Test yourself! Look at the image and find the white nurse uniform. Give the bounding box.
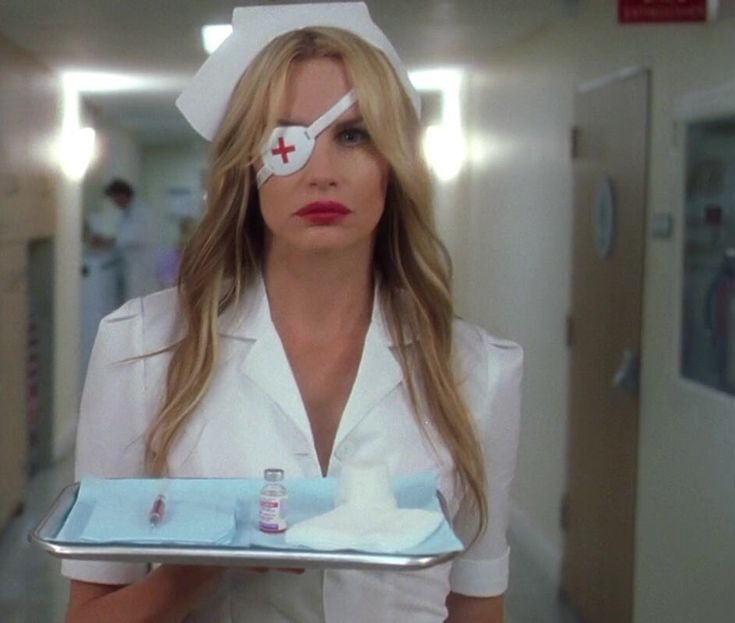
[61,277,522,622]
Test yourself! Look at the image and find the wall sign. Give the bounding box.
[618,0,709,23]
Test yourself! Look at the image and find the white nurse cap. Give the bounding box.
[176,2,421,141]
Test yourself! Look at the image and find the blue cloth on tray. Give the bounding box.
[52,472,463,556]
[56,478,240,545]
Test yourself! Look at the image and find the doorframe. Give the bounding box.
[673,80,735,407]
[576,65,647,95]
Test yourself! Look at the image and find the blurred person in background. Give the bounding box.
[87,178,151,298]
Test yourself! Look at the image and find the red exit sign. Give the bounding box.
[619,0,710,23]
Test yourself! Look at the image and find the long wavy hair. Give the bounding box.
[145,27,488,537]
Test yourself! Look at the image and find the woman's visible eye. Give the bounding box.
[338,127,371,146]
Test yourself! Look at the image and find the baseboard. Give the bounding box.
[509,503,563,589]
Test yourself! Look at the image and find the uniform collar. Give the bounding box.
[217,274,397,347]
[218,274,406,462]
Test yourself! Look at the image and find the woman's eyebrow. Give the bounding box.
[275,114,365,128]
[334,114,365,129]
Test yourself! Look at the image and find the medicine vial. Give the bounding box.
[259,468,288,533]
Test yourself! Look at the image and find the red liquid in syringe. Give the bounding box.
[149,494,166,527]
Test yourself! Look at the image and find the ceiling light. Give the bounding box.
[409,69,466,182]
[60,127,96,182]
[61,71,175,94]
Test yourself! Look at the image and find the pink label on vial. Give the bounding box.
[259,495,287,533]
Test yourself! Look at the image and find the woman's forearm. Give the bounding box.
[66,565,224,623]
[445,591,504,623]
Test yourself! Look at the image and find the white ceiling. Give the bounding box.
[0,0,572,144]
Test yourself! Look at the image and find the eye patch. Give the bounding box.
[256,89,358,188]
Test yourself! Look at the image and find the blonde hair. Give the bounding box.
[145,27,488,537]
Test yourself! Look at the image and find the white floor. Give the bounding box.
[0,455,581,622]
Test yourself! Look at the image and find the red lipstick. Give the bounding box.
[295,201,351,224]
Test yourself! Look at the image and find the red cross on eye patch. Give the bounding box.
[271,137,297,163]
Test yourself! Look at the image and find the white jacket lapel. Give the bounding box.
[219,277,313,443]
[240,324,312,442]
[332,295,404,449]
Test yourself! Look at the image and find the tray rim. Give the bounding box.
[29,481,461,571]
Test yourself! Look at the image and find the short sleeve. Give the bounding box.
[60,297,150,585]
[449,330,523,597]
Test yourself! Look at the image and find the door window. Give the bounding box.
[681,117,735,396]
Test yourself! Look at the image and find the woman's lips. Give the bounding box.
[295,201,351,224]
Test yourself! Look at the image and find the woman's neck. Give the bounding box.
[263,246,374,342]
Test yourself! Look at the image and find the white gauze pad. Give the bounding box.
[335,461,397,509]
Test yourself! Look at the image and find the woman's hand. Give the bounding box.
[66,564,306,623]
[66,565,225,623]
[445,592,504,623]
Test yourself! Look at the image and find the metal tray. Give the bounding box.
[29,483,459,571]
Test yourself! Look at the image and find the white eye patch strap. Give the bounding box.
[305,90,357,139]
[256,158,276,188]
[256,89,358,188]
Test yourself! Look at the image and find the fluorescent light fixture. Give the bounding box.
[59,77,96,181]
[60,127,97,181]
[422,124,465,182]
[61,70,179,94]
[409,69,466,182]
[409,68,462,93]
[202,24,233,54]
[59,120,97,182]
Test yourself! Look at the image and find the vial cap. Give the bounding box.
[264,468,285,482]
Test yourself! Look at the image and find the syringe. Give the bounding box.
[149,494,167,528]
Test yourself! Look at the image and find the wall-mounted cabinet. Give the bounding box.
[0,35,61,529]
[0,172,55,242]
[0,37,58,243]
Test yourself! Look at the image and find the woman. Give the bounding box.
[63,4,522,623]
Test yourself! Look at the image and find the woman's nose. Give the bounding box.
[304,135,338,188]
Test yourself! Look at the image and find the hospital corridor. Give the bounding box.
[1,2,734,622]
